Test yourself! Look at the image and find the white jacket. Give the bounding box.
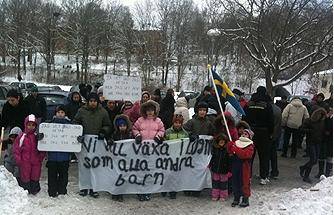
[174,97,190,124]
[282,98,309,129]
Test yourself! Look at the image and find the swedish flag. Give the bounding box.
[211,67,245,115]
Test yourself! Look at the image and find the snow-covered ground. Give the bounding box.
[0,157,332,215]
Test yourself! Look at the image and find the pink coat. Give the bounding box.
[124,101,141,123]
[13,115,45,182]
[132,117,165,140]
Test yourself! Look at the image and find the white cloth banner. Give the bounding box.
[77,135,213,194]
[103,74,141,102]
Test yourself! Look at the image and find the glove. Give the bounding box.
[189,134,198,142]
[36,133,44,141]
[98,132,105,140]
[107,139,114,145]
[154,136,163,145]
[135,135,142,144]
[77,135,84,143]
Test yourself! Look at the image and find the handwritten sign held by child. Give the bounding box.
[38,123,83,152]
[103,74,142,102]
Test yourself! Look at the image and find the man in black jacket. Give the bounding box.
[24,86,47,123]
[244,86,274,185]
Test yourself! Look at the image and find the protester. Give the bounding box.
[111,114,133,202]
[74,92,112,198]
[125,91,150,123]
[132,100,165,201]
[13,114,45,194]
[228,129,254,207]
[159,88,175,129]
[1,127,22,181]
[65,92,84,120]
[275,95,288,112]
[210,134,230,202]
[244,86,274,185]
[174,97,190,124]
[105,100,122,134]
[299,108,327,183]
[42,105,72,197]
[24,86,47,123]
[311,93,327,113]
[152,88,162,104]
[183,102,214,196]
[232,89,248,109]
[163,114,188,199]
[281,97,309,158]
[1,89,29,130]
[236,121,250,137]
[214,112,239,141]
[194,86,220,114]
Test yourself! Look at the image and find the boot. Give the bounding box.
[315,160,325,178]
[89,189,99,198]
[30,181,41,195]
[231,196,240,207]
[299,166,306,178]
[79,189,88,196]
[239,197,249,207]
[303,167,312,183]
[325,162,333,177]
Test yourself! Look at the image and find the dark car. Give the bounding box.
[0,85,9,113]
[38,91,69,120]
[9,82,38,97]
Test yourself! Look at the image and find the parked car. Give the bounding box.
[0,85,9,113]
[37,85,63,92]
[9,82,37,97]
[38,91,69,121]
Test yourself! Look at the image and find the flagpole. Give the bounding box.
[208,65,232,141]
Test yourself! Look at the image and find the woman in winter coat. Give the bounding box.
[13,114,45,194]
[65,91,84,120]
[125,91,151,123]
[159,88,175,129]
[299,108,327,183]
[281,97,309,158]
[174,97,190,124]
[132,100,165,201]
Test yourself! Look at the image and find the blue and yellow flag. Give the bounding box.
[210,66,245,115]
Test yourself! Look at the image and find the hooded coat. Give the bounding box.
[65,92,84,120]
[1,98,29,130]
[113,114,133,140]
[282,98,309,129]
[174,97,190,124]
[132,100,165,140]
[13,115,45,182]
[302,108,327,145]
[159,92,175,129]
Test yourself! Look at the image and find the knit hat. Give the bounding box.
[173,114,184,124]
[115,118,127,127]
[243,129,254,139]
[7,89,20,98]
[56,105,67,115]
[142,91,150,98]
[87,92,99,101]
[195,102,209,113]
[9,127,22,137]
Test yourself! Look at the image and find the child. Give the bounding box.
[133,100,165,201]
[43,105,72,197]
[183,102,215,196]
[210,134,230,202]
[163,114,189,199]
[299,108,327,183]
[2,127,22,181]
[228,129,255,207]
[13,114,45,194]
[236,121,250,137]
[112,114,133,202]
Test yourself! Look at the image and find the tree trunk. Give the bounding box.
[17,49,21,80]
[113,59,116,74]
[28,48,32,65]
[33,51,37,74]
[164,61,169,87]
[126,56,131,76]
[176,64,181,91]
[23,48,26,75]
[104,52,108,74]
[265,70,273,96]
[76,55,80,81]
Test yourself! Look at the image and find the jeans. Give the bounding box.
[283,127,301,157]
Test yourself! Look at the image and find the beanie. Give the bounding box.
[7,89,20,98]
[195,102,209,113]
[9,127,22,136]
[256,86,267,95]
[173,114,184,124]
[87,92,99,101]
[115,118,127,127]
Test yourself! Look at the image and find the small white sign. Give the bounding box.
[38,123,83,152]
[103,74,142,101]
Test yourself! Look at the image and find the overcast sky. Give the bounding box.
[109,0,205,10]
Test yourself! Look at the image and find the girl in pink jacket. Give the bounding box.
[13,114,45,194]
[132,100,165,201]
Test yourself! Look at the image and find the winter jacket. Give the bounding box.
[159,93,175,129]
[124,100,141,123]
[65,92,84,120]
[272,103,282,140]
[275,100,288,113]
[113,114,133,141]
[47,117,72,162]
[302,108,327,145]
[210,145,229,174]
[132,117,165,140]
[282,98,309,129]
[174,97,190,124]
[1,100,29,130]
[165,127,188,140]
[228,137,254,198]
[183,115,215,136]
[195,93,220,113]
[24,94,47,122]
[105,103,123,134]
[74,104,112,136]
[244,93,274,134]
[214,114,239,141]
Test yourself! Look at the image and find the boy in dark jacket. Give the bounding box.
[111,114,133,202]
[45,105,72,197]
[210,134,230,202]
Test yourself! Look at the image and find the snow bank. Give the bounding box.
[0,166,29,215]
[251,177,333,215]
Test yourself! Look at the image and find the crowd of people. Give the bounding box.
[0,83,332,208]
